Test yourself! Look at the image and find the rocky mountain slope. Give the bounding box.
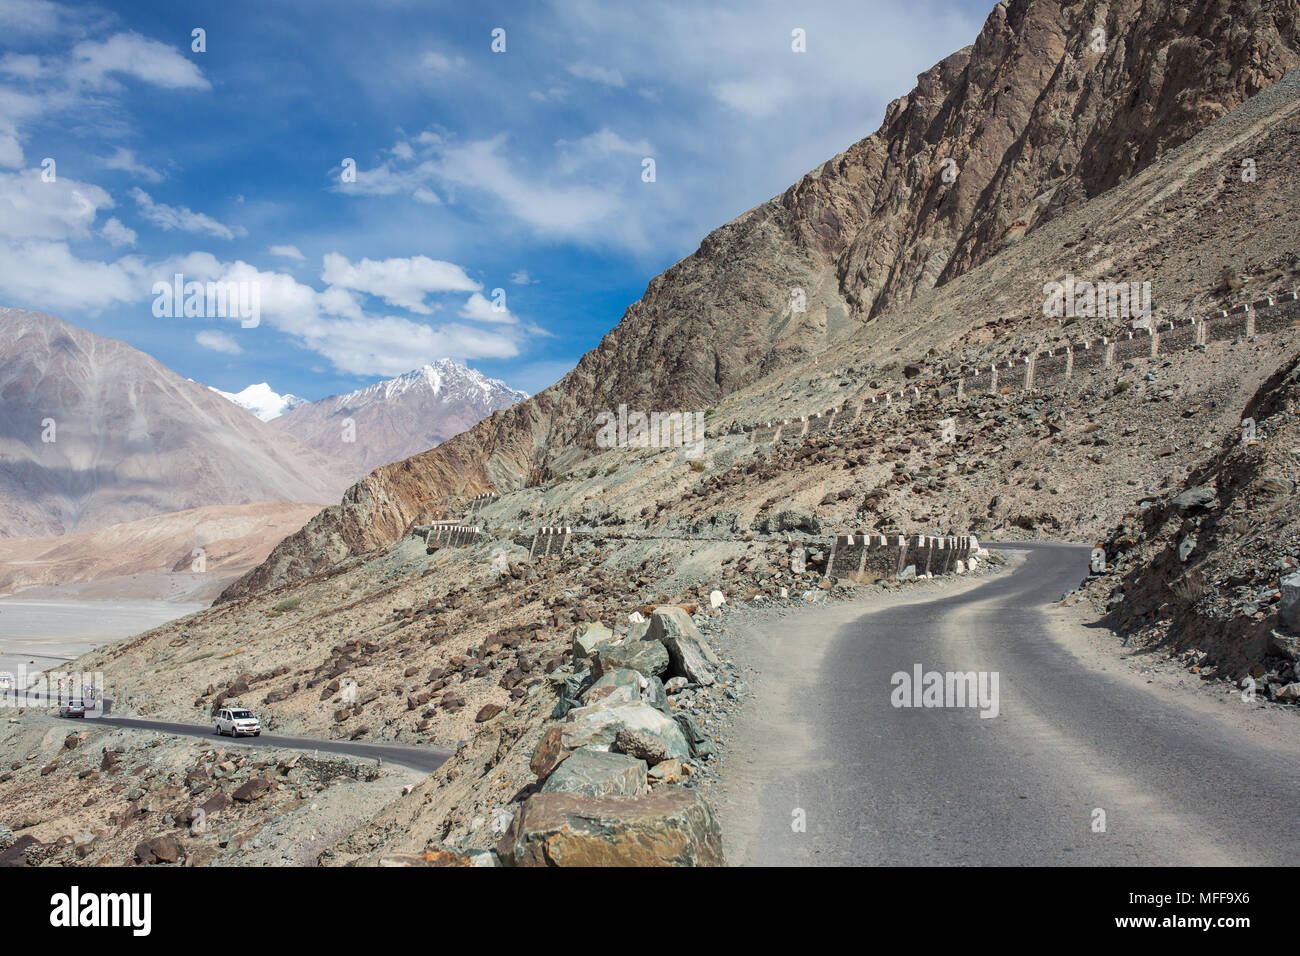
[0,310,354,538]
[270,360,527,481]
[1080,350,1300,696]
[23,0,1300,866]
[224,0,1300,601]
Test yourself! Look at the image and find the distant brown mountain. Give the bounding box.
[269,360,528,480]
[0,309,353,538]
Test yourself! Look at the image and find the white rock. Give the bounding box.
[710,589,725,609]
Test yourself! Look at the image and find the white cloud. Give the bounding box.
[130,187,244,239]
[196,329,242,354]
[336,128,645,244]
[332,157,438,199]
[69,33,210,91]
[0,0,61,36]
[269,244,305,261]
[433,136,623,236]
[0,133,21,169]
[210,261,521,375]
[555,127,652,173]
[528,87,567,103]
[0,239,536,378]
[710,75,793,118]
[567,63,625,88]
[0,54,44,80]
[421,51,466,73]
[510,270,534,285]
[320,253,481,314]
[102,146,163,182]
[101,216,136,247]
[458,291,516,325]
[310,316,521,375]
[0,168,112,240]
[0,239,146,312]
[317,284,363,320]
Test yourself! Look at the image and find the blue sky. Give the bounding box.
[0,0,987,399]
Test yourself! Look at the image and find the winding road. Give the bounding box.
[720,542,1300,865]
[88,716,453,774]
[21,692,451,773]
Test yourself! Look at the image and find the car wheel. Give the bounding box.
[254,731,260,737]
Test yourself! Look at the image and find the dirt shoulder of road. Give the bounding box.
[1043,596,1300,756]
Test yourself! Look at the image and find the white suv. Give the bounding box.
[214,707,261,737]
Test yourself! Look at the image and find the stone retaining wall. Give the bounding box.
[826,533,977,580]
[529,526,574,558]
[751,293,1299,441]
[426,525,485,548]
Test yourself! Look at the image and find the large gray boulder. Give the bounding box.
[1270,629,1300,661]
[561,701,691,761]
[583,667,642,707]
[496,790,724,867]
[641,676,671,714]
[762,509,821,533]
[614,727,674,765]
[647,607,718,686]
[540,748,648,798]
[594,640,669,678]
[572,623,616,657]
[1281,573,1300,633]
[1173,485,1217,511]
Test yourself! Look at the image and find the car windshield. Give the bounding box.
[231,710,253,719]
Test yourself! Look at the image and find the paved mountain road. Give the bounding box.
[22,695,451,773]
[88,716,453,774]
[718,542,1300,865]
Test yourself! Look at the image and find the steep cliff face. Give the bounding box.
[220,0,1300,602]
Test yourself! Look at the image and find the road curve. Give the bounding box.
[88,716,453,774]
[23,693,451,774]
[724,541,1300,865]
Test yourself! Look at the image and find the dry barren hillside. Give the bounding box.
[54,12,1300,864]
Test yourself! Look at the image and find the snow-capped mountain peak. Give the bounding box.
[201,360,526,479]
[341,359,527,409]
[210,382,307,421]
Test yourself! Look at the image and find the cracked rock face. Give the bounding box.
[496,789,724,867]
